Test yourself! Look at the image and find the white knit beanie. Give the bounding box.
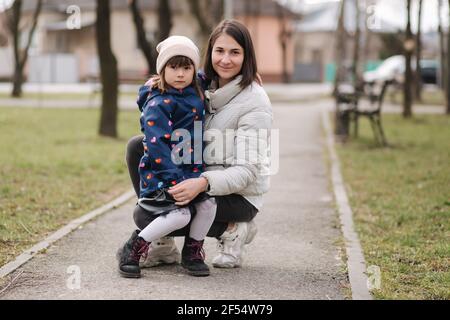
[156,35,200,74]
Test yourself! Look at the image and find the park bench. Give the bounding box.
[335,80,392,146]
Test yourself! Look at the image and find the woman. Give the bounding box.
[126,19,272,269]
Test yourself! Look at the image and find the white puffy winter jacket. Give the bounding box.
[200,75,273,210]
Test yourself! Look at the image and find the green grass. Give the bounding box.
[0,107,141,267]
[386,89,445,106]
[0,92,138,100]
[336,114,450,299]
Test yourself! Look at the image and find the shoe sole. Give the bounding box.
[181,263,210,277]
[119,270,141,278]
[186,270,210,277]
[140,259,180,268]
[212,256,242,268]
[212,263,241,268]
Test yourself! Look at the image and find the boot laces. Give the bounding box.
[187,241,205,261]
[130,238,149,262]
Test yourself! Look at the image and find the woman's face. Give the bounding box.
[211,33,244,87]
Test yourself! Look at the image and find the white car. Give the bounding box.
[363,55,406,83]
[363,55,439,85]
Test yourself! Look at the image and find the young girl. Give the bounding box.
[118,36,216,278]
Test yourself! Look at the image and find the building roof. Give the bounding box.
[294,0,399,33]
[21,0,187,13]
[22,0,298,18]
[234,0,298,18]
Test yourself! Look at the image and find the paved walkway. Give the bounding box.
[0,82,334,109]
[0,102,347,300]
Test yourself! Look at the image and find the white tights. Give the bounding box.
[138,198,216,242]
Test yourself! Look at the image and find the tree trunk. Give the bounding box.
[10,0,42,98]
[447,0,450,114]
[414,0,423,102]
[403,0,413,118]
[277,5,290,83]
[334,0,346,94]
[128,0,172,76]
[157,0,172,43]
[12,65,23,97]
[128,0,156,75]
[333,0,348,138]
[11,0,22,97]
[212,0,225,24]
[187,0,215,49]
[352,0,361,89]
[438,0,446,92]
[96,0,118,138]
[362,0,372,76]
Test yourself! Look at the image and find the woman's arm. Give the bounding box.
[169,108,272,203]
[201,109,272,195]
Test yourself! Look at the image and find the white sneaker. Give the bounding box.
[212,221,257,268]
[245,220,258,244]
[140,236,181,268]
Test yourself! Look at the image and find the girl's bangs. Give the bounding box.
[167,55,194,68]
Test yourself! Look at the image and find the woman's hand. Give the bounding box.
[168,177,208,206]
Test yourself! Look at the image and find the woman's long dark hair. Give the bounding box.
[204,19,260,89]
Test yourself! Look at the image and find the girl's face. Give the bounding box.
[164,63,195,90]
[211,33,244,87]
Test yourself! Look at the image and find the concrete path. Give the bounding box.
[280,98,446,115]
[0,96,139,109]
[0,82,332,95]
[1,96,445,115]
[0,83,333,110]
[0,102,348,300]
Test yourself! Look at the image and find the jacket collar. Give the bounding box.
[149,85,197,99]
[205,75,243,113]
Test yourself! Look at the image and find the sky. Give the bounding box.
[377,0,448,32]
[0,0,12,12]
[286,0,449,32]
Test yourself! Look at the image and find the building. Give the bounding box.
[290,0,400,83]
[0,0,297,83]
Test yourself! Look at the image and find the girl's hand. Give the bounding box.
[168,177,208,206]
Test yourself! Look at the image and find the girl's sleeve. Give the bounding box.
[141,97,184,186]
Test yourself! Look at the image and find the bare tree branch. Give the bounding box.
[187,0,223,48]
[128,0,172,75]
[10,0,42,97]
[128,0,156,75]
